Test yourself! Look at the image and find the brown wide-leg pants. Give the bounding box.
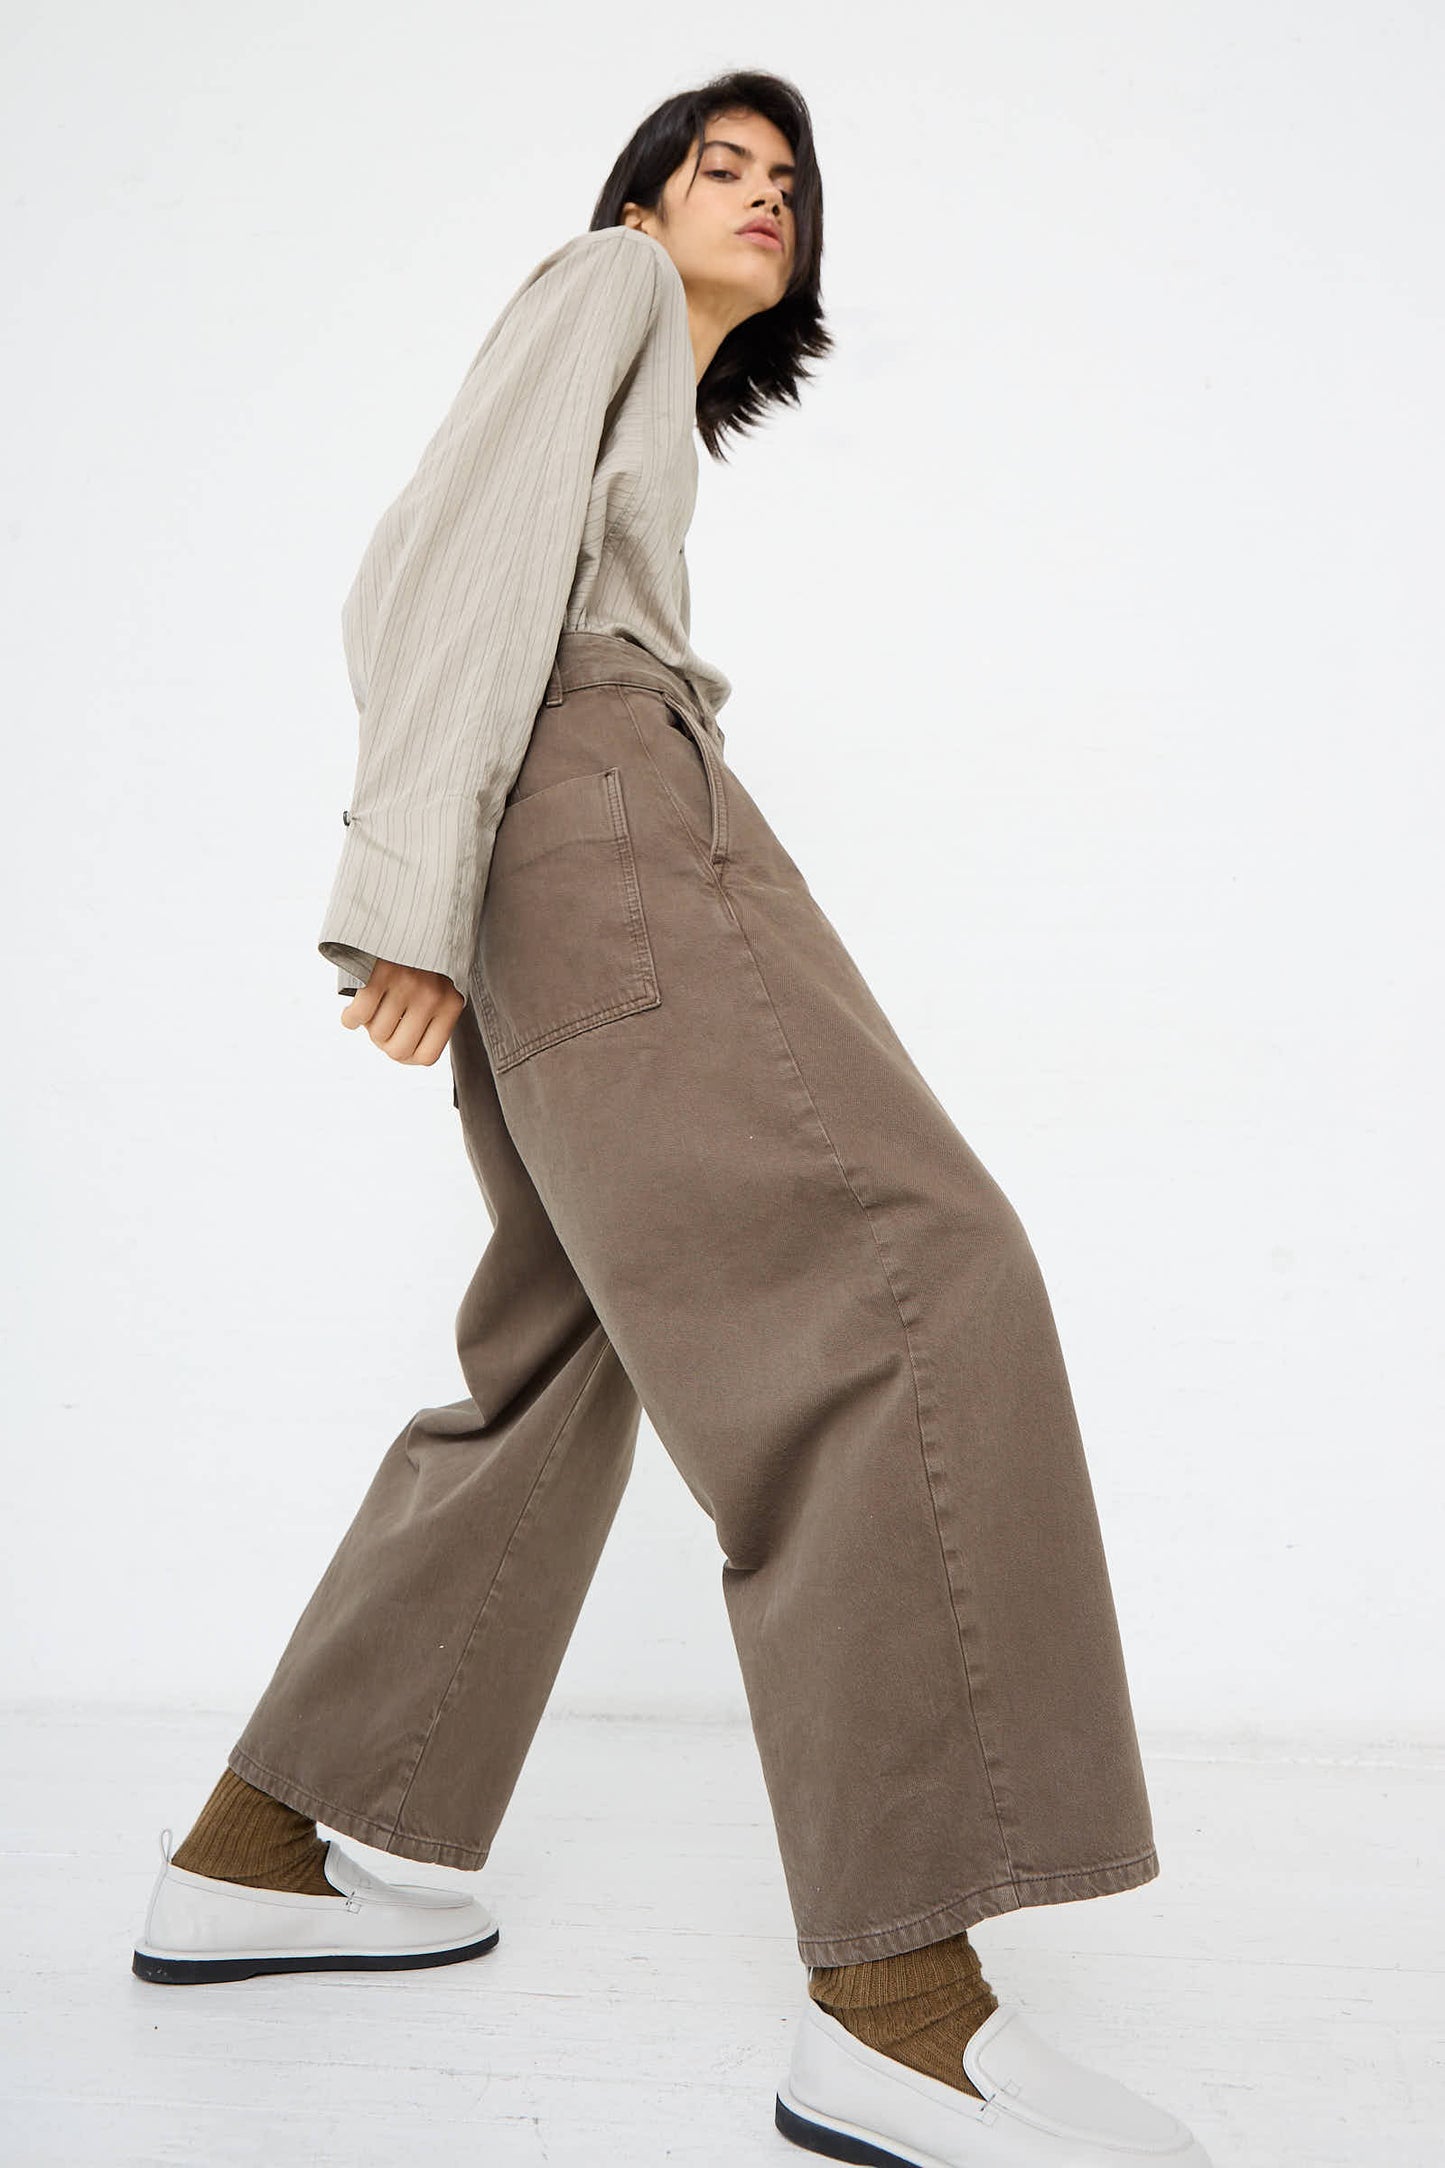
[228,629,1160,1965]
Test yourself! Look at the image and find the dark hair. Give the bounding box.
[589,69,832,462]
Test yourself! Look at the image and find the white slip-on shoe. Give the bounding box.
[131,1823,500,1985]
[775,1996,1213,2167]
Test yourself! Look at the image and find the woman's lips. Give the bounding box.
[740,227,783,250]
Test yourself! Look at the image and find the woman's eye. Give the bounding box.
[706,169,793,210]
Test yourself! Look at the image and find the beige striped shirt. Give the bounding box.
[318,223,732,999]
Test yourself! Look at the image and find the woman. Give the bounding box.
[132,69,1211,2168]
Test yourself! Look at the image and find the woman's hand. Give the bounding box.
[340,960,466,1066]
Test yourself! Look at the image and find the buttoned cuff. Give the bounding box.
[318,796,493,1003]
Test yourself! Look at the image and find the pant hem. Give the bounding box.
[225,1746,491,1872]
[793,1846,1163,1966]
[225,1741,1163,1950]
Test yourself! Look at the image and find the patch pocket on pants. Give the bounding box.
[476,766,660,1073]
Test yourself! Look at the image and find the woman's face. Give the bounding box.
[623,107,796,323]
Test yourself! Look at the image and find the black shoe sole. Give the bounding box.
[131,1923,499,1985]
[774,2092,919,2168]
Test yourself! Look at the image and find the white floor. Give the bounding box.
[0,1704,1440,2166]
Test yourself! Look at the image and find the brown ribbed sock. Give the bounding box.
[807,1927,1000,2100]
[169,1766,338,1896]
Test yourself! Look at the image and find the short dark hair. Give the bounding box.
[589,69,833,462]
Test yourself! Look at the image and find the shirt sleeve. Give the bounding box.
[317,225,663,1001]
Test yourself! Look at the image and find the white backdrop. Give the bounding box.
[2,2,1440,1752]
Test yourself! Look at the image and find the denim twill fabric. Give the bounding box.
[227,630,1160,1965]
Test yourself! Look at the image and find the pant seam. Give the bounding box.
[626,674,1017,1887]
[383,1335,614,1845]
[673,856,1015,1885]
[841,1198,1017,1886]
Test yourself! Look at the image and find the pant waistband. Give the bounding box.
[544,630,722,742]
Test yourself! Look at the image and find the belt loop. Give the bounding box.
[543,657,564,706]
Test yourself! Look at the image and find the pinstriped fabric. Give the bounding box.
[319,223,732,1000]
